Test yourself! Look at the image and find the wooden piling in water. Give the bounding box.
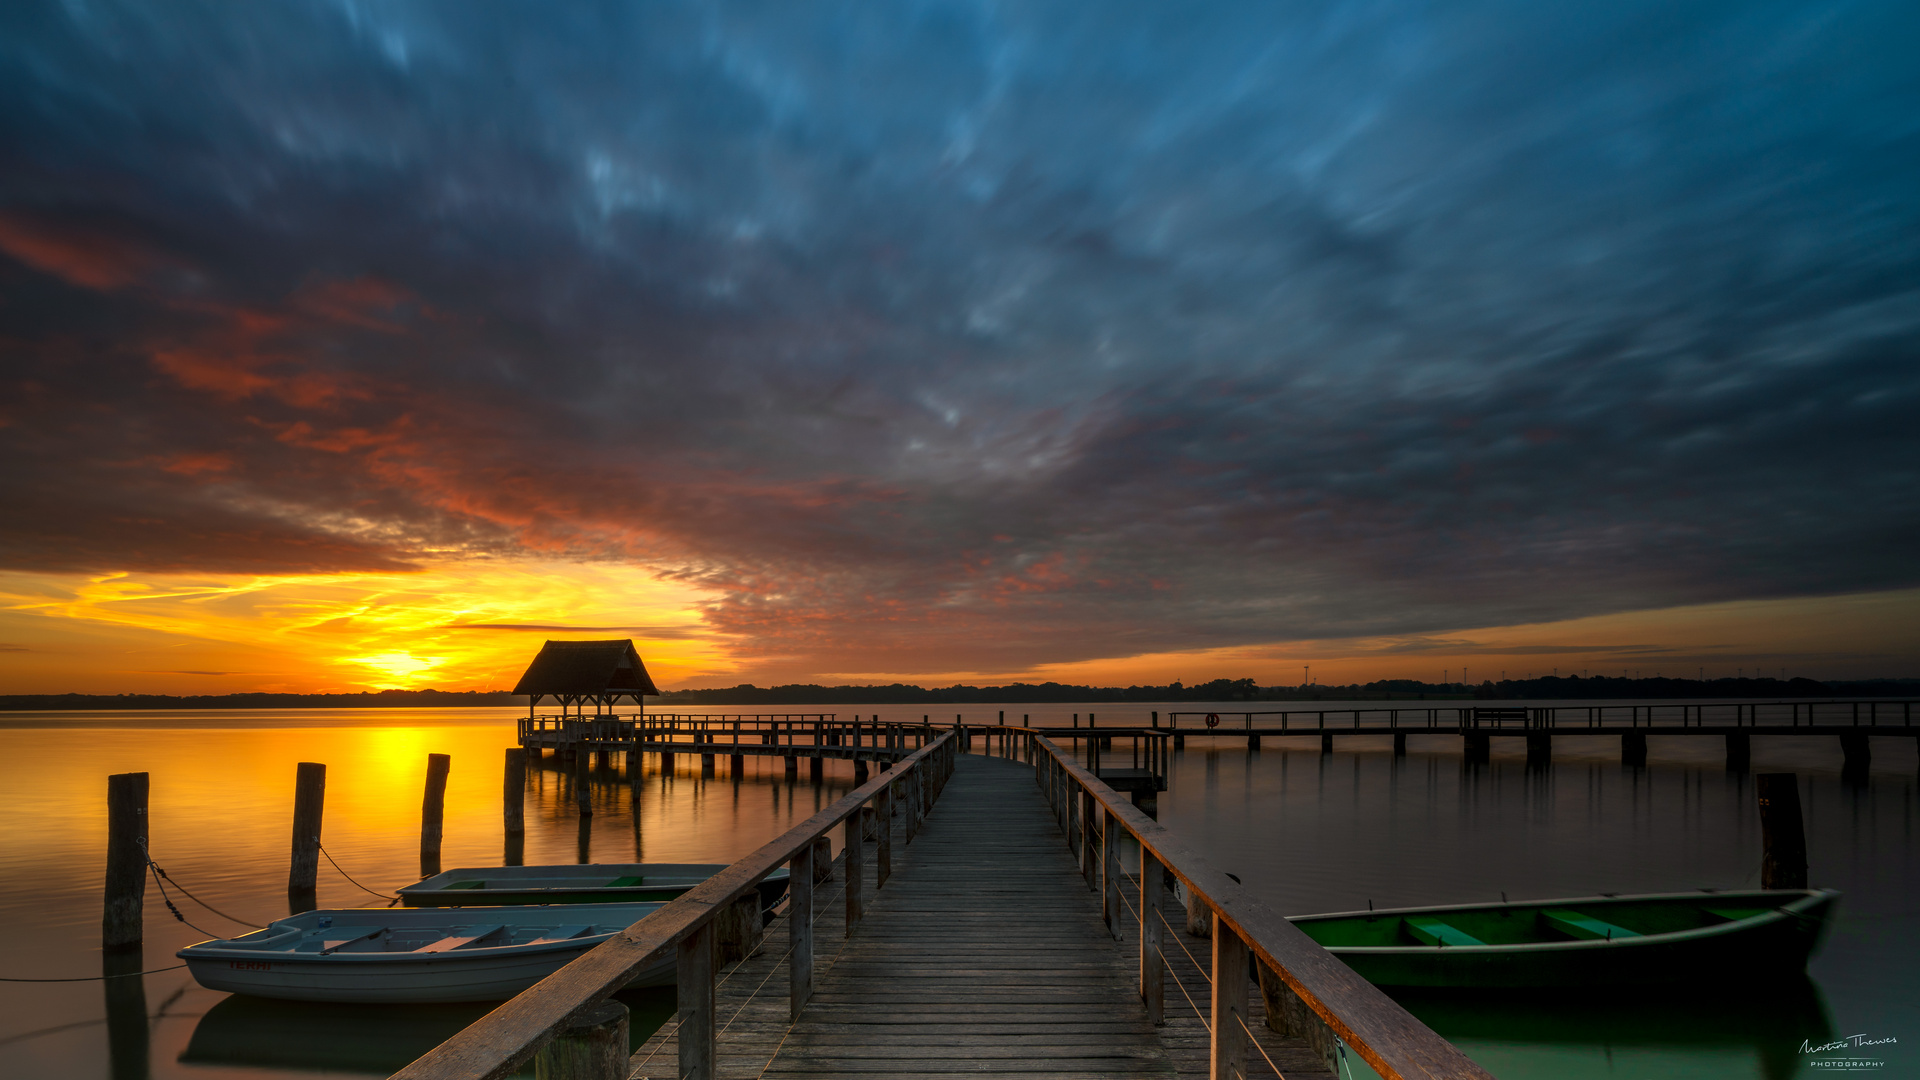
[1725,732,1750,771]
[1622,731,1648,766]
[421,753,450,878]
[288,762,325,909]
[503,749,526,836]
[1757,773,1808,889]
[574,747,592,816]
[1839,732,1870,774]
[103,771,149,951]
[1393,732,1407,756]
[533,1000,628,1080]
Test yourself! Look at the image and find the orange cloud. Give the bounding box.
[0,214,168,291]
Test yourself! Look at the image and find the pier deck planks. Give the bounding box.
[629,752,1328,1079]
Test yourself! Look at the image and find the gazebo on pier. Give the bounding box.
[511,639,660,717]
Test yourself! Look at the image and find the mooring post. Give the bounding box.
[845,804,865,935]
[1757,772,1808,889]
[1622,730,1648,766]
[534,999,629,1080]
[1725,732,1751,771]
[287,762,324,909]
[1393,732,1407,756]
[1210,914,1250,1080]
[677,922,715,1080]
[503,748,526,836]
[790,839,815,1021]
[421,753,450,878]
[104,771,149,951]
[1140,853,1165,1025]
[1839,732,1871,775]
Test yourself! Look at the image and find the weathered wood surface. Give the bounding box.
[631,753,1329,1079]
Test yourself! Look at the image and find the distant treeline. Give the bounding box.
[656,675,1919,705]
[3,676,1913,711]
[0,689,521,711]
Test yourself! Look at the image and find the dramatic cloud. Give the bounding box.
[2,0,1916,685]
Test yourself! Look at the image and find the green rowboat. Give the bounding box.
[1289,888,1839,987]
[399,863,791,910]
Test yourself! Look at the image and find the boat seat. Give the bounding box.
[526,925,595,945]
[1542,909,1641,941]
[297,927,385,954]
[1403,916,1484,947]
[413,925,507,953]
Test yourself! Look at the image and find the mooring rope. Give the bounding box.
[316,841,401,904]
[137,838,265,927]
[0,964,188,983]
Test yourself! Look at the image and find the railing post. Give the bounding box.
[906,767,923,842]
[676,923,715,1080]
[790,839,815,1021]
[1065,775,1080,858]
[1141,853,1164,1025]
[1102,808,1121,939]
[1080,788,1096,888]
[877,781,894,887]
[845,805,865,935]
[535,1000,629,1080]
[1210,913,1249,1080]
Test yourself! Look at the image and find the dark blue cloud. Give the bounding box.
[1,0,1916,673]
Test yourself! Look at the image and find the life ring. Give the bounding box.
[1205,712,1220,729]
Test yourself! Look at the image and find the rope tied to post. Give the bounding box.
[136,836,265,932]
[316,839,402,904]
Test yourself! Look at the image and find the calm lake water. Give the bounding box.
[0,703,1913,1079]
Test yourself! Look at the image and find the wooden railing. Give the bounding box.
[1018,729,1494,1080]
[517,713,936,752]
[1163,698,1918,732]
[393,730,958,1080]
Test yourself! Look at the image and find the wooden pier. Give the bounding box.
[396,727,1492,1080]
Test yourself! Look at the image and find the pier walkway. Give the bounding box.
[397,729,1490,1080]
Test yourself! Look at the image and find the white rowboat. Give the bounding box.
[177,902,667,1003]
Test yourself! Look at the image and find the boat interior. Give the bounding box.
[1293,893,1804,948]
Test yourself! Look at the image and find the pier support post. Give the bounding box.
[853,758,868,784]
[676,924,714,1080]
[1258,962,1341,1075]
[1839,732,1870,776]
[421,753,451,877]
[535,1000,628,1080]
[789,840,814,1021]
[1140,854,1165,1025]
[573,747,592,817]
[661,751,674,772]
[1173,732,1185,750]
[1622,731,1647,766]
[1725,732,1751,771]
[287,762,324,911]
[1463,732,1490,763]
[1757,773,1808,889]
[503,749,526,836]
[715,894,762,964]
[784,756,799,780]
[1102,809,1121,939]
[1320,732,1333,754]
[1526,732,1551,767]
[701,753,715,777]
[1247,732,1260,751]
[1210,916,1249,1080]
[845,805,865,935]
[104,772,149,951]
[809,755,823,782]
[731,753,744,775]
[1393,732,1406,756]
[877,781,894,887]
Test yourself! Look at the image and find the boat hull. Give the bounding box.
[178,903,671,1004]
[1293,889,1838,988]
[399,863,791,911]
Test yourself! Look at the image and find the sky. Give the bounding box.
[1,0,1917,694]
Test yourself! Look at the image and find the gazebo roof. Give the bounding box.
[511,639,660,699]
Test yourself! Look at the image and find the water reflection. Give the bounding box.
[103,951,148,1080]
